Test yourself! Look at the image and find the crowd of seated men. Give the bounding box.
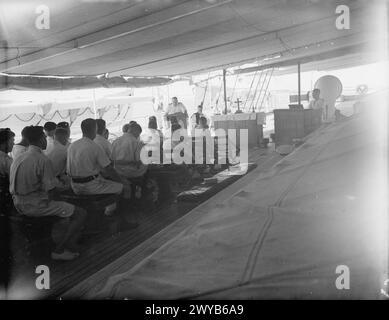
[0,106,217,261]
[1,126,87,261]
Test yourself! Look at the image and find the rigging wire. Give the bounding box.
[253,69,271,112]
[215,75,224,110]
[243,71,258,111]
[257,68,274,112]
[200,72,211,106]
[248,69,264,112]
[229,73,240,108]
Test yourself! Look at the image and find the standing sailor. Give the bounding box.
[308,88,325,119]
[165,97,189,129]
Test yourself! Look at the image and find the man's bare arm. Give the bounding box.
[101,163,124,183]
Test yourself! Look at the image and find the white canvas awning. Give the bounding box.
[0,0,386,79]
[0,73,173,91]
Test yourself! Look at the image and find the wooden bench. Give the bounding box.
[10,214,59,258]
[54,190,119,234]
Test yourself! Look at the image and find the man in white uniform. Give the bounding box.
[11,126,29,159]
[94,119,112,160]
[165,97,189,129]
[43,121,57,154]
[308,88,325,115]
[193,116,213,166]
[46,128,69,186]
[67,118,123,195]
[113,123,160,208]
[190,105,206,132]
[112,122,148,179]
[9,126,87,261]
[57,121,71,146]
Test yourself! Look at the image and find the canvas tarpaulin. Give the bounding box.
[0,74,172,91]
[87,115,386,299]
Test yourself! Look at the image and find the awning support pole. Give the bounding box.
[298,62,301,106]
[92,88,97,119]
[223,69,227,114]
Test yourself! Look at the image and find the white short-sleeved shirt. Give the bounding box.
[112,133,142,163]
[141,128,162,145]
[46,136,55,153]
[67,137,111,178]
[9,145,58,200]
[46,140,68,177]
[112,133,147,177]
[308,98,325,110]
[0,150,12,177]
[11,144,27,160]
[94,134,112,160]
[166,102,187,115]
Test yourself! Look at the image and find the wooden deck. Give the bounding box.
[7,145,282,299]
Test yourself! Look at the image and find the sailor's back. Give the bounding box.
[67,137,110,178]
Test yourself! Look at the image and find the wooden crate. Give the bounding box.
[274,109,305,145]
[274,109,322,146]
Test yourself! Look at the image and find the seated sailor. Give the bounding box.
[192,116,213,166]
[141,116,163,143]
[162,123,193,170]
[11,126,29,159]
[94,119,112,160]
[67,118,123,195]
[122,123,130,134]
[0,128,15,214]
[112,122,148,179]
[46,128,70,187]
[9,126,87,261]
[113,122,160,205]
[57,121,71,146]
[162,123,182,163]
[161,123,192,186]
[145,117,164,164]
[103,128,109,140]
[43,121,57,154]
[0,128,14,179]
